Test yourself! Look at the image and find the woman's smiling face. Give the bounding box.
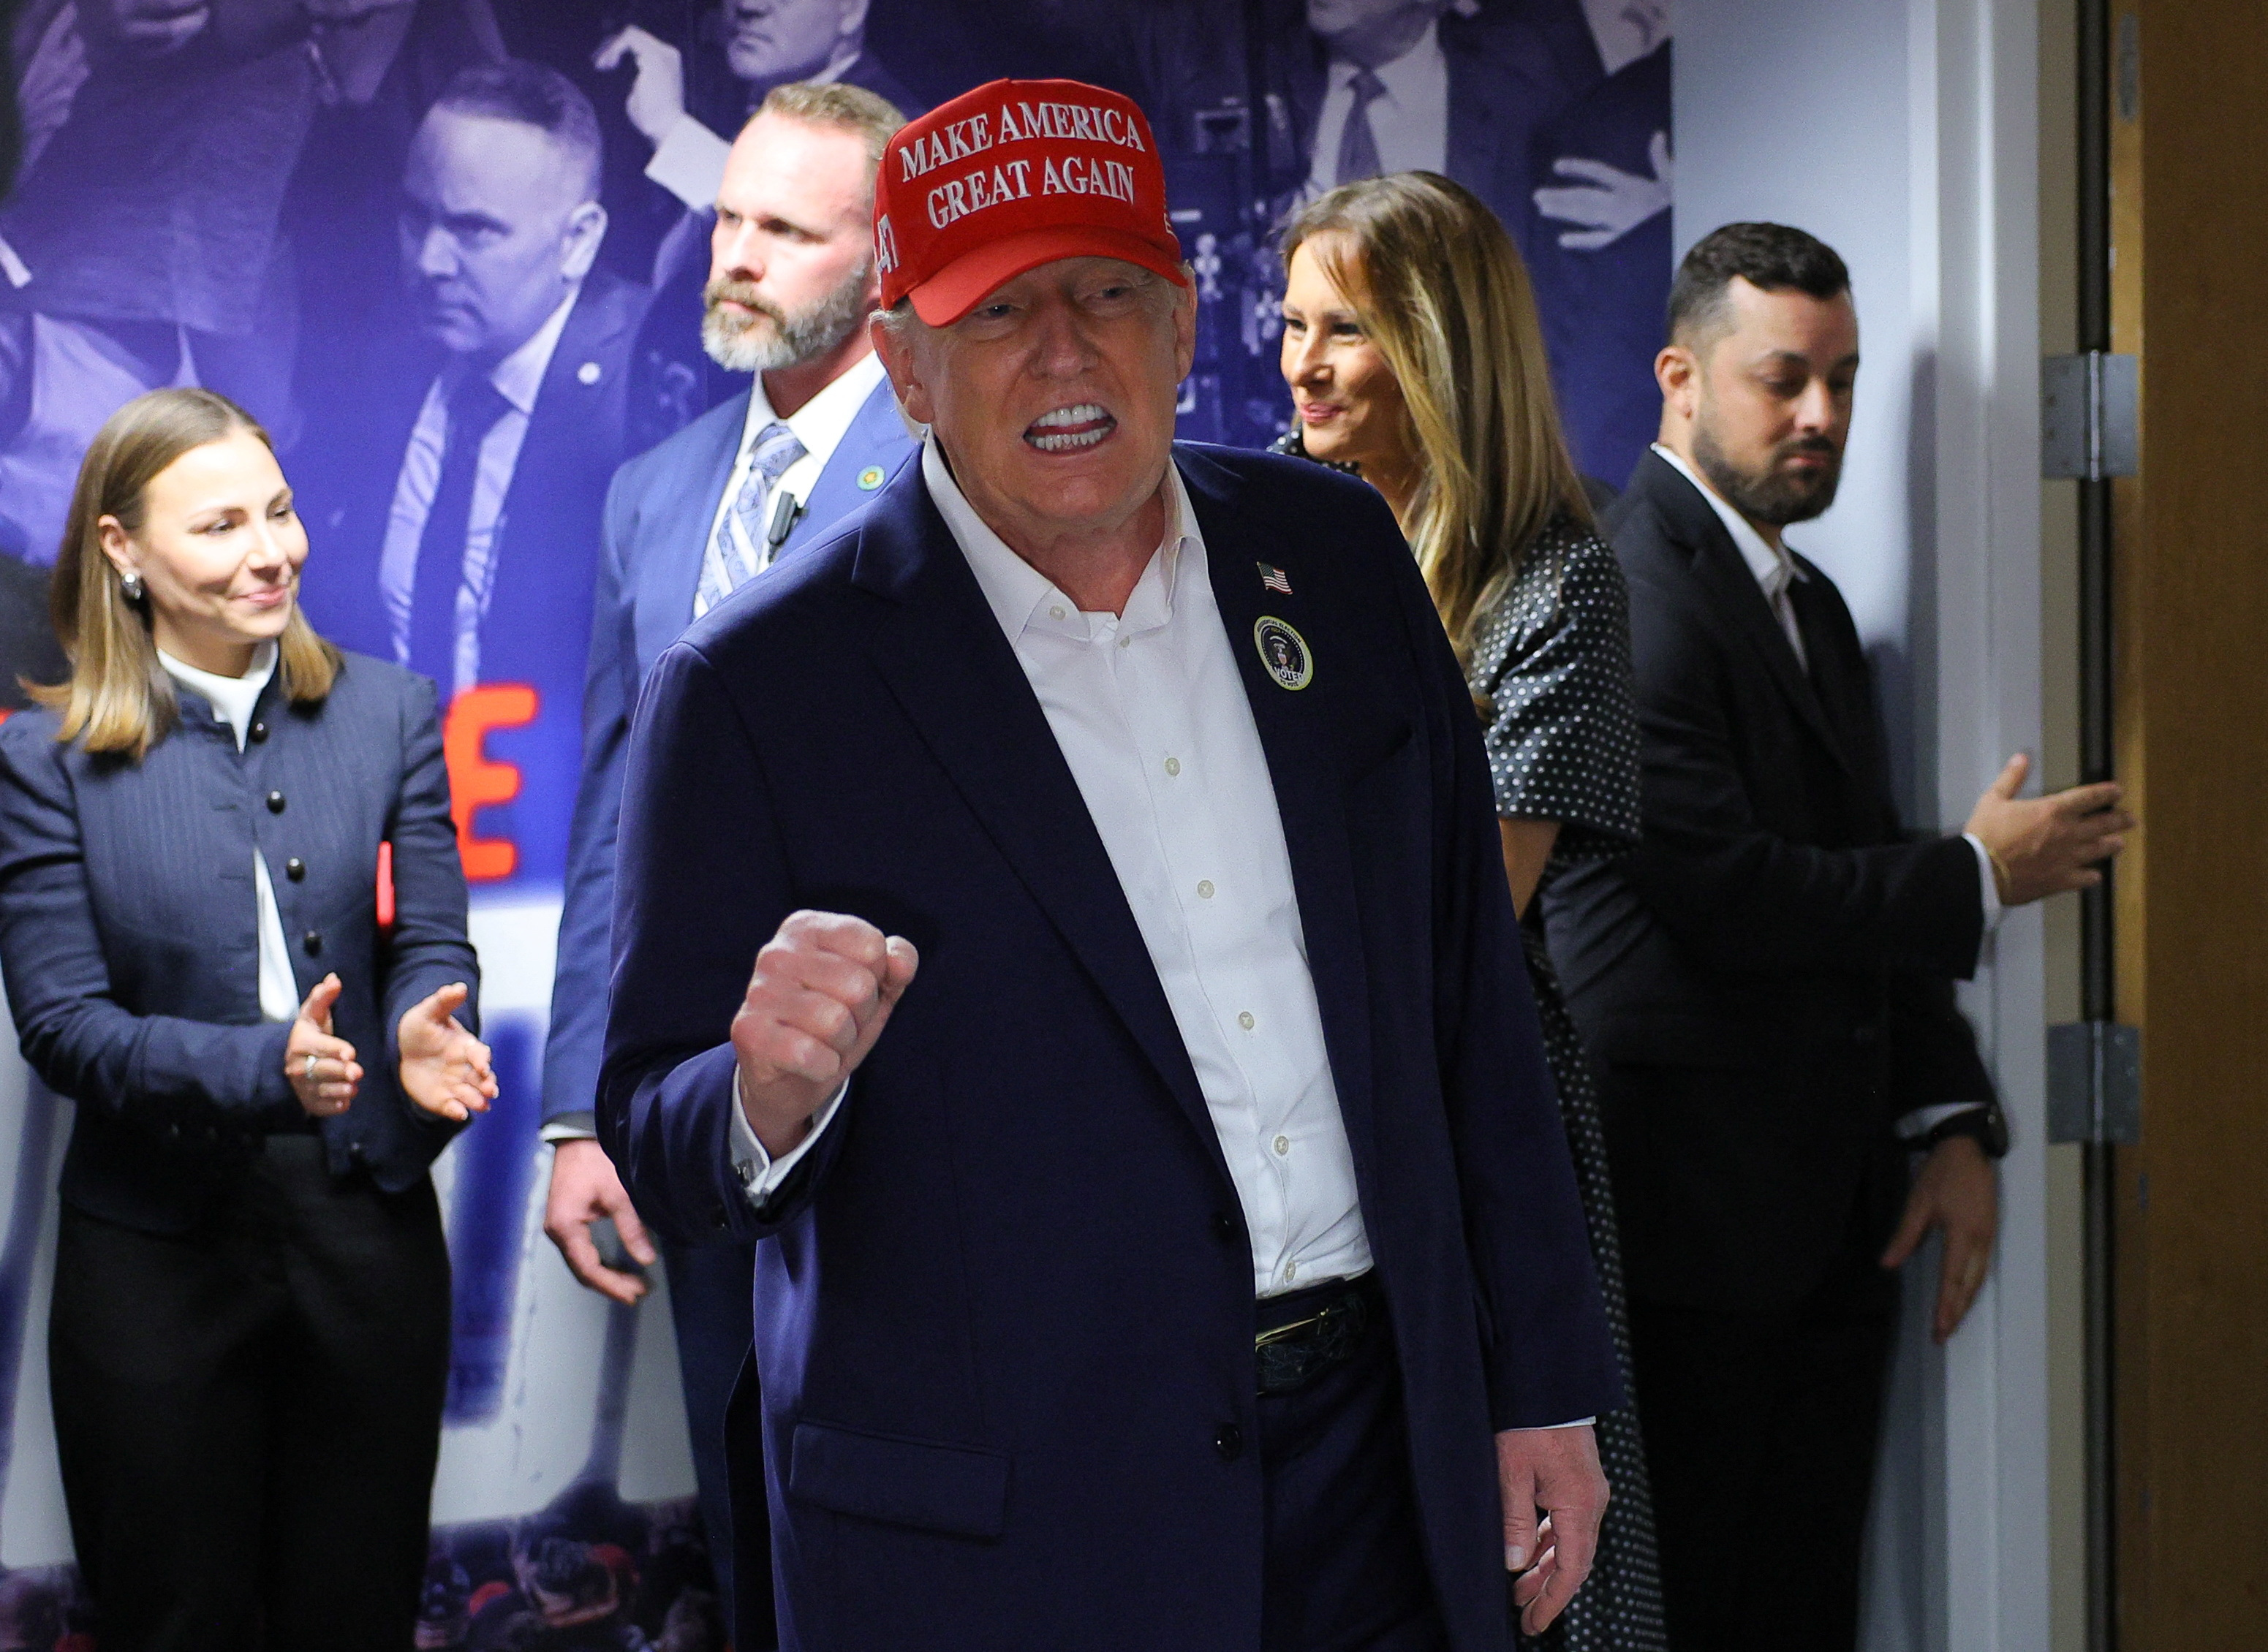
[1279,233,1412,480]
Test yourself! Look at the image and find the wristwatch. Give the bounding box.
[1916,1101,2011,1160]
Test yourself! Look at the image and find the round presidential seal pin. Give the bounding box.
[1253,616,1313,691]
[858,465,886,490]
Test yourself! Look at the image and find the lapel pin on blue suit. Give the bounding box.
[1258,563,1293,595]
[1254,617,1313,691]
[576,361,602,385]
[858,465,886,490]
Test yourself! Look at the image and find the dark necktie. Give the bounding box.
[407,374,514,694]
[1336,67,1386,185]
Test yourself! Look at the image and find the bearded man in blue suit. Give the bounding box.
[539,78,914,1642]
[600,77,1620,1652]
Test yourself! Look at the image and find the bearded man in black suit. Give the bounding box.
[1545,221,2133,1651]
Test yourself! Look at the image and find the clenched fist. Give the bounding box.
[733,911,918,1158]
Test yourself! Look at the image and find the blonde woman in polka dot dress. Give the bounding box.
[1274,173,1666,1652]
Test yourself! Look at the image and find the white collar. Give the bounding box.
[1330,20,1445,102]
[921,435,1197,643]
[744,349,889,466]
[160,640,278,749]
[485,285,583,417]
[1652,442,1803,596]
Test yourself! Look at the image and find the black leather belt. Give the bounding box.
[1253,1271,1382,1396]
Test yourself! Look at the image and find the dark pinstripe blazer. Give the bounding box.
[0,651,480,1235]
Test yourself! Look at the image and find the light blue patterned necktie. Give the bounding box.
[696,420,807,617]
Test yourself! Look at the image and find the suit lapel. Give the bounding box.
[1179,451,1380,1191]
[637,388,748,670]
[785,379,916,557]
[850,472,1228,1185]
[497,273,637,545]
[1638,452,1854,773]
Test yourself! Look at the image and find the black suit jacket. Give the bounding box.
[1543,451,1995,1312]
[298,269,654,890]
[0,653,477,1235]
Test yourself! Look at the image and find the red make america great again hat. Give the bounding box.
[874,77,1187,327]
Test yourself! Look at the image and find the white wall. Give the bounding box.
[1674,2,2052,1647]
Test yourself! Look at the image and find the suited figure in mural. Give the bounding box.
[539,78,914,1644]
[297,56,651,892]
[0,0,504,565]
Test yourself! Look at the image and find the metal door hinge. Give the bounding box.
[2046,1021,2142,1144]
[2043,352,2139,480]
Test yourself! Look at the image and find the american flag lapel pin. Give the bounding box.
[1258,563,1293,596]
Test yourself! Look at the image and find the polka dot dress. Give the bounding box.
[1468,518,1667,1652]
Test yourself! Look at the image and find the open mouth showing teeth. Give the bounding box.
[1025,403,1116,452]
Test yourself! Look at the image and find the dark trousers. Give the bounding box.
[1257,1288,1449,1652]
[48,1136,451,1652]
[659,1235,762,1642]
[1628,1219,1900,1652]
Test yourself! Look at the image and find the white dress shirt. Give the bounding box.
[1305,23,1451,194]
[703,350,891,578]
[1652,444,1995,1135]
[733,441,1373,1294]
[160,643,297,1025]
[379,287,581,698]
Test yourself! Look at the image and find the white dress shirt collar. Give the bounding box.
[1330,19,1445,107]
[1651,442,1803,599]
[485,287,581,418]
[160,641,278,751]
[744,349,890,472]
[921,434,1195,639]
[1313,20,1450,186]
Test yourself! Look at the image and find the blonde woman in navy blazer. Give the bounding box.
[0,389,497,1651]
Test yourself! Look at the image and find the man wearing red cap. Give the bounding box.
[599,77,1620,1652]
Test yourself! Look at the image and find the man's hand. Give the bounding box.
[1533,131,1673,251]
[1497,1423,1611,1637]
[1881,1134,1999,1343]
[1965,753,2134,905]
[544,1138,659,1305]
[396,982,499,1123]
[594,25,687,149]
[732,912,918,1159]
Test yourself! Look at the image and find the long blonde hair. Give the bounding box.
[1281,173,1591,664]
[34,388,339,761]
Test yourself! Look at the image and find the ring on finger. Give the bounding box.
[304,1053,319,1083]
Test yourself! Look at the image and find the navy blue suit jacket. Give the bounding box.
[0,653,478,1235]
[598,444,1619,1651]
[542,375,915,1125]
[297,270,654,894]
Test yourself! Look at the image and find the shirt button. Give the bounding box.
[1238,1011,1255,1031]
[285,857,306,882]
[1272,1134,1290,1156]
[1196,879,1214,899]
[248,720,268,743]
[1117,635,1131,649]
[1282,1261,1299,1283]
[265,790,286,814]
[1164,757,1180,776]
[1048,605,1067,621]
[1214,1422,1244,1461]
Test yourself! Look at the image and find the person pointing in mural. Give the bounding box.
[600,77,1620,1651]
